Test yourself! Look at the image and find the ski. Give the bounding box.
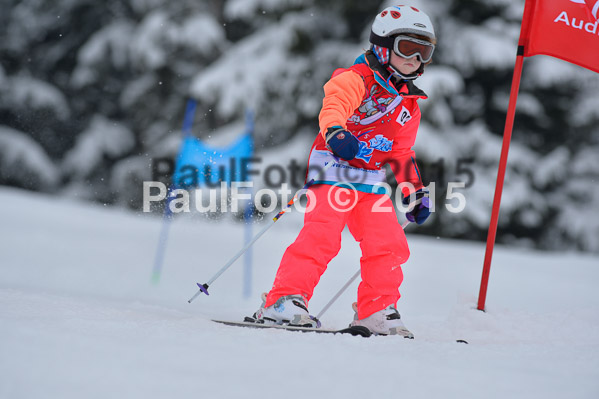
[212,319,372,337]
[212,320,469,343]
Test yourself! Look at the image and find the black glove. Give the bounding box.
[325,127,359,161]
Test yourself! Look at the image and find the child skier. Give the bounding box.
[248,5,436,337]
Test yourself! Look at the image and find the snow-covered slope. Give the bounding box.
[0,187,598,399]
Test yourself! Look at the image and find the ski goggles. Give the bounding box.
[392,35,435,63]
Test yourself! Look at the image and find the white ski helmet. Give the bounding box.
[370,5,436,48]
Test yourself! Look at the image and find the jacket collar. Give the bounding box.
[354,52,428,100]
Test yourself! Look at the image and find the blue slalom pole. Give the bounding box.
[243,203,253,298]
[151,99,197,283]
[151,195,174,284]
[242,109,255,298]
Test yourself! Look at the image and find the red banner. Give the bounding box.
[519,0,599,73]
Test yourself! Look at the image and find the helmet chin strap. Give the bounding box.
[388,63,420,81]
[370,45,423,82]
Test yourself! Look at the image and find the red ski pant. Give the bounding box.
[265,184,410,320]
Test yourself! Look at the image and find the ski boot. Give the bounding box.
[350,302,414,338]
[245,293,320,327]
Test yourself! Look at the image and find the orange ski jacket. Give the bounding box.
[307,52,427,194]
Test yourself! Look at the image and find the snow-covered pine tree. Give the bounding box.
[0,0,597,250]
[405,0,599,251]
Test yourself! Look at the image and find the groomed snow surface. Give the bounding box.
[1,187,598,398]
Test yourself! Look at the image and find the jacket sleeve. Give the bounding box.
[318,70,365,139]
[387,104,424,195]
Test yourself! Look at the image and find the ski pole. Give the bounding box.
[315,220,411,319]
[316,269,360,320]
[188,156,339,303]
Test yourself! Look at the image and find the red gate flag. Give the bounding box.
[478,0,599,312]
[519,0,599,73]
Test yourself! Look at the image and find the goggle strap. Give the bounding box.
[369,31,395,48]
